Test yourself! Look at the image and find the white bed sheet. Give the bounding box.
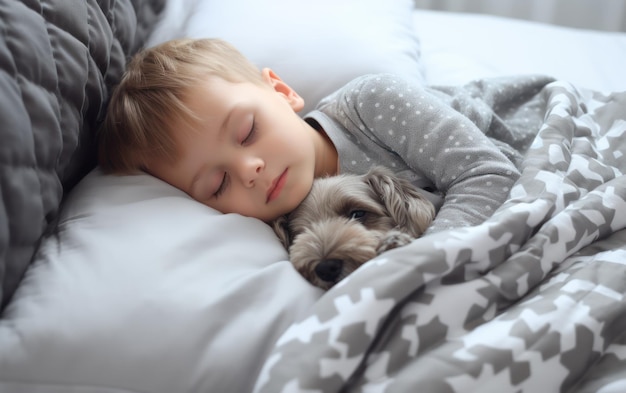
[413,9,626,93]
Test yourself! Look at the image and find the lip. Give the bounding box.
[266,169,288,203]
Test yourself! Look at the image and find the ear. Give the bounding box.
[365,166,436,237]
[271,215,292,251]
[261,68,305,112]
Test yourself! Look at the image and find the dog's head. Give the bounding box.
[272,166,435,289]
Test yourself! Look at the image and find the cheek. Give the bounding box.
[289,177,314,209]
[270,121,312,151]
[213,191,272,220]
[285,137,315,160]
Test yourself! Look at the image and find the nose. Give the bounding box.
[236,155,264,187]
[315,259,343,282]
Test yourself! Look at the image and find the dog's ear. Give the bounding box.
[365,166,436,237]
[271,215,292,250]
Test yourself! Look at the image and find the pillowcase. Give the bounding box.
[146,0,425,114]
[0,169,322,393]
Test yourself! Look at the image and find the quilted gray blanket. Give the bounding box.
[0,0,163,309]
[254,79,626,392]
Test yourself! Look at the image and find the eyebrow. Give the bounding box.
[188,107,236,194]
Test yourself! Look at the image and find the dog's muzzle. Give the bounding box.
[315,258,343,283]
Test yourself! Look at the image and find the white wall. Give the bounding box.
[413,0,626,32]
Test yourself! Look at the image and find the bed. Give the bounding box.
[1,0,626,392]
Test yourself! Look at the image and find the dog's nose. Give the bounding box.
[315,259,343,282]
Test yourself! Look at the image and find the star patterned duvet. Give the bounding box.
[254,78,626,393]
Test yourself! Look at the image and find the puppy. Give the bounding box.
[272,166,436,290]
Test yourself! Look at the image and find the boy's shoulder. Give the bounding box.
[342,73,415,96]
[317,73,423,110]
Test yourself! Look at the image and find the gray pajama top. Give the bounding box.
[304,73,523,234]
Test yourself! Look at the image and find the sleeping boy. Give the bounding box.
[98,38,530,233]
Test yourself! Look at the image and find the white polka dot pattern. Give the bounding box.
[306,73,553,232]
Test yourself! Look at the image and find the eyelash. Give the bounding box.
[214,173,229,198]
[213,119,257,199]
[242,120,257,145]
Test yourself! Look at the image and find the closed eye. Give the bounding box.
[213,172,229,198]
[242,119,257,145]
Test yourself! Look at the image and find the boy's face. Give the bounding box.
[145,69,334,222]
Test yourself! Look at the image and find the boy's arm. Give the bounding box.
[340,74,521,233]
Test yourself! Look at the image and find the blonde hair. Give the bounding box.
[98,38,264,173]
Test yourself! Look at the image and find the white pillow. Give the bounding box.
[0,2,424,391]
[146,0,425,114]
[413,9,626,93]
[0,169,322,393]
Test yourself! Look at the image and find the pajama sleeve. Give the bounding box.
[333,74,521,233]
